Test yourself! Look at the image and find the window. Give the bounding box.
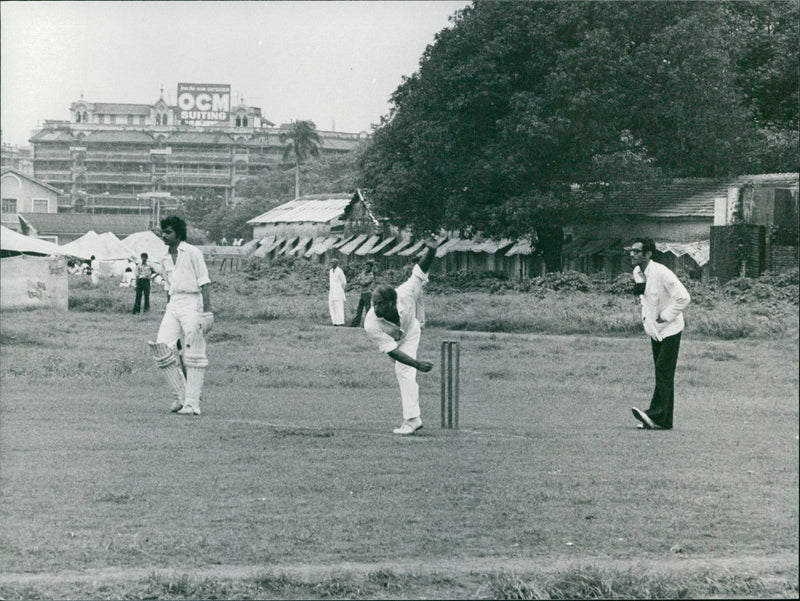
[155,114,161,126]
[1,198,17,213]
[83,112,88,122]
[32,199,49,213]
[139,116,145,125]
[76,112,82,123]
[128,115,134,125]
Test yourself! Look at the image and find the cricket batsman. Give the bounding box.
[148,215,213,415]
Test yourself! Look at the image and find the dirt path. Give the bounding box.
[2,553,796,586]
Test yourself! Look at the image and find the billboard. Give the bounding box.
[176,83,231,124]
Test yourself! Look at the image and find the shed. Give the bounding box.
[246,190,378,239]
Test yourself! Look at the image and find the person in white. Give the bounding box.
[364,243,436,435]
[627,237,691,430]
[90,255,100,286]
[148,216,213,416]
[328,258,347,325]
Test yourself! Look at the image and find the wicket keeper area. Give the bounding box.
[0,311,797,583]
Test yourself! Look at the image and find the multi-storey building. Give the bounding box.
[29,84,364,216]
[1,144,34,177]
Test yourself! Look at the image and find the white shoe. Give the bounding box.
[393,418,423,435]
[170,400,183,413]
[631,407,655,429]
[178,404,200,415]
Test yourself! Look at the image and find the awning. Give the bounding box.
[656,240,710,267]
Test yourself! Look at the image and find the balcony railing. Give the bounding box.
[164,174,231,185]
[84,152,151,162]
[34,170,73,182]
[167,151,231,162]
[33,149,72,159]
[85,173,152,184]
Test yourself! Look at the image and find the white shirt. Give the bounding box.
[329,266,347,301]
[159,241,210,296]
[364,264,428,353]
[633,261,691,339]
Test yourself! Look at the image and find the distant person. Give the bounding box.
[90,255,100,286]
[627,237,691,430]
[220,236,228,246]
[120,267,135,288]
[67,260,82,275]
[349,261,376,327]
[132,252,154,314]
[364,243,436,435]
[328,258,347,326]
[148,216,213,416]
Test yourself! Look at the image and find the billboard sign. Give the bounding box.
[177,83,231,124]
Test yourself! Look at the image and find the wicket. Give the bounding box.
[440,340,460,429]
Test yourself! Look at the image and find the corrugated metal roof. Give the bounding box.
[472,238,515,253]
[382,238,412,256]
[305,236,340,256]
[337,234,369,255]
[332,235,356,249]
[18,213,150,236]
[285,237,313,256]
[247,194,354,225]
[398,240,427,257]
[354,235,382,256]
[505,239,534,256]
[364,236,396,255]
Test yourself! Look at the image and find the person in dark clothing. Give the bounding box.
[133,252,155,314]
[349,261,376,327]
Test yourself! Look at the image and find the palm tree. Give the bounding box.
[279,120,322,197]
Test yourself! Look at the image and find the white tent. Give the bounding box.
[1,225,89,258]
[60,230,136,260]
[122,230,168,261]
[60,230,136,277]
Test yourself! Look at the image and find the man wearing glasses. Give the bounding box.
[626,238,691,430]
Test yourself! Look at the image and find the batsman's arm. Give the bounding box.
[388,348,434,372]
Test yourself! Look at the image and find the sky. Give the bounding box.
[0,0,470,147]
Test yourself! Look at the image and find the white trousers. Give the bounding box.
[394,326,421,420]
[329,298,345,325]
[157,293,204,354]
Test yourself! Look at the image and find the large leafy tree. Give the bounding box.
[279,120,322,197]
[360,0,798,247]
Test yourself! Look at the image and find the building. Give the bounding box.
[1,144,34,177]
[1,168,64,232]
[29,84,365,214]
[710,173,799,280]
[564,174,798,280]
[17,212,150,245]
[247,190,380,240]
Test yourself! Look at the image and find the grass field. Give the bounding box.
[0,273,798,599]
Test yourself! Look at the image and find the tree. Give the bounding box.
[359,0,798,244]
[279,120,322,197]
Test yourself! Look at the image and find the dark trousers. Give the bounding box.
[349,292,372,327]
[647,331,681,429]
[133,278,151,314]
